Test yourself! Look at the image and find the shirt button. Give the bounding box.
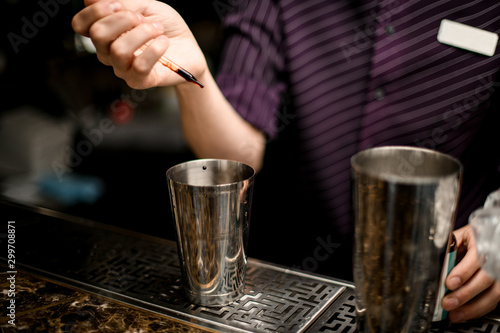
[385,25,395,36]
[374,87,385,100]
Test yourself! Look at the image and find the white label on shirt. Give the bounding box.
[437,19,498,56]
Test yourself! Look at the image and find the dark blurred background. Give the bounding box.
[0,0,225,240]
[0,0,314,272]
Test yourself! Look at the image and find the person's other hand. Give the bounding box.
[442,225,500,323]
[72,0,207,89]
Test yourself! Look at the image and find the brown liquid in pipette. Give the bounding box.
[158,56,204,88]
[138,45,204,88]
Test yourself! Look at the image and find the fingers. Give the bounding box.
[100,14,161,60]
[72,0,122,37]
[92,11,146,64]
[118,35,171,89]
[73,0,168,81]
[72,0,205,89]
[131,36,170,75]
[446,227,480,291]
[442,225,500,323]
[446,280,500,323]
[444,268,495,310]
[452,224,472,250]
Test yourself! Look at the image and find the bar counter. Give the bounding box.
[1,198,499,332]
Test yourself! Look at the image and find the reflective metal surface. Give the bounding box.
[166,159,255,307]
[351,146,463,333]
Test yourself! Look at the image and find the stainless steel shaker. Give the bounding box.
[351,146,463,333]
[166,159,255,307]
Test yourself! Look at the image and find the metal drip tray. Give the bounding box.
[1,201,349,332]
[2,200,500,332]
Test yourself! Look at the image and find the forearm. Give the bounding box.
[176,70,266,172]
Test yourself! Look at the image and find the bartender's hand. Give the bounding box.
[71,0,207,89]
[442,225,500,323]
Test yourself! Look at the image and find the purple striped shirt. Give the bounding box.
[216,0,500,246]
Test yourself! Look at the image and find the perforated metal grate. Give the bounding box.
[306,288,357,333]
[4,202,346,332]
[307,288,500,333]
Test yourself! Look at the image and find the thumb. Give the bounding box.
[446,226,480,290]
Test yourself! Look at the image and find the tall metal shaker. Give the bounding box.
[351,146,463,333]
